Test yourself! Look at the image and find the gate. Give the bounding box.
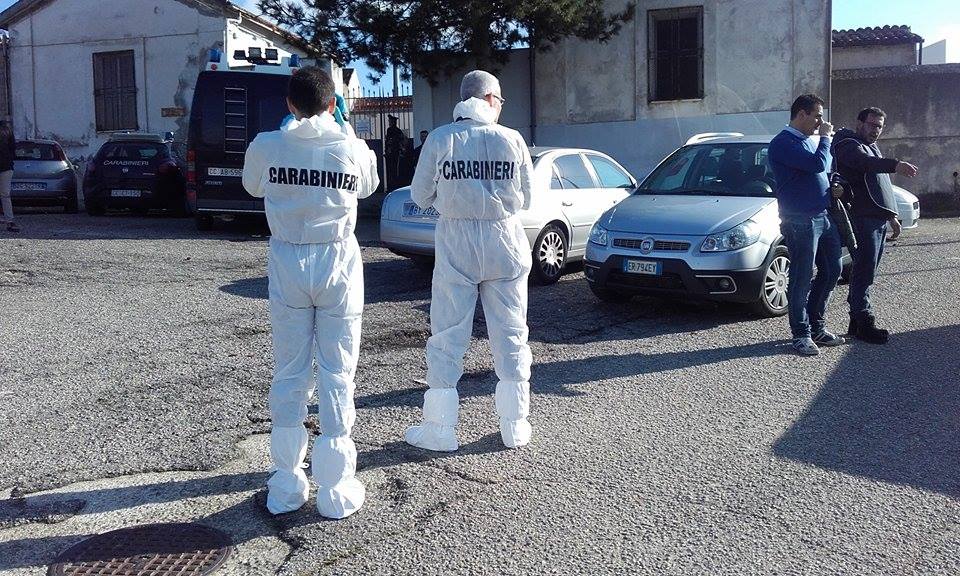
[344,86,414,193]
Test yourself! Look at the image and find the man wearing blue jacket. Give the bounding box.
[768,94,845,356]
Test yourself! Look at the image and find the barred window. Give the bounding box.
[648,7,704,101]
[93,51,138,131]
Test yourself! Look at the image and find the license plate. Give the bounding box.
[111,189,142,198]
[12,182,46,191]
[623,259,661,275]
[207,167,243,177]
[403,202,438,218]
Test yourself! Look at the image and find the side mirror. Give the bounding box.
[163,131,175,143]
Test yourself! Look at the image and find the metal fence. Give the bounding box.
[344,86,414,193]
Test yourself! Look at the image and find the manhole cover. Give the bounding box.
[48,522,232,576]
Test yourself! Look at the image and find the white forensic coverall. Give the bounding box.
[405,97,535,451]
[242,112,379,518]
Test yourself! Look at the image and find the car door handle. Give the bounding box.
[562,201,573,206]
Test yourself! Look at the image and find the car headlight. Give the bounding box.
[700,220,761,252]
[588,223,608,247]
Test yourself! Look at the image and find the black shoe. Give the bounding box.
[849,316,889,344]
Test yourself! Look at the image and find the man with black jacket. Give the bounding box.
[831,107,918,343]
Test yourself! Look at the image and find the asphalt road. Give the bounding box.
[1,209,958,574]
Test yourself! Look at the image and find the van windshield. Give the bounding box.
[638,143,775,198]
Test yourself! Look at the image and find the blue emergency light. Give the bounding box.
[208,48,223,63]
[290,54,300,68]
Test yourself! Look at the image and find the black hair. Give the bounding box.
[287,66,335,117]
[857,107,886,122]
[790,94,825,119]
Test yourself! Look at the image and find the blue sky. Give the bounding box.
[1,0,956,88]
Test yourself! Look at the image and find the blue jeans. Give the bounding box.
[847,216,888,322]
[780,211,843,339]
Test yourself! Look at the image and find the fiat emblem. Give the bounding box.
[639,237,655,254]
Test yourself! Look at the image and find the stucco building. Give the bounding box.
[0,0,331,160]
[414,0,831,181]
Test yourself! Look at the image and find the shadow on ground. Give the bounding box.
[773,324,960,498]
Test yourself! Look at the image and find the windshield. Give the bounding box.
[637,143,775,198]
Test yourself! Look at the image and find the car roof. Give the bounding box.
[17,139,61,146]
[106,133,167,143]
[529,146,614,158]
[684,134,776,145]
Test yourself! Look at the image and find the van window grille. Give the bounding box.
[224,87,247,155]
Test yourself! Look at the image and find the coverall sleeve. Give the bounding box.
[517,139,534,211]
[355,140,380,199]
[834,139,899,174]
[410,134,438,209]
[241,136,266,198]
[769,135,832,174]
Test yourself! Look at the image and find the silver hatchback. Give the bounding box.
[11,140,79,213]
[584,133,919,316]
[380,147,637,284]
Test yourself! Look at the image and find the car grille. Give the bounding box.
[613,238,691,251]
[607,271,686,291]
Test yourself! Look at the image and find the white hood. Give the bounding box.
[452,97,499,125]
[281,112,356,142]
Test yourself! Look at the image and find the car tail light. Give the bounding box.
[158,160,178,174]
[187,149,195,184]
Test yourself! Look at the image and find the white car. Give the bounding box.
[584,133,920,316]
[379,147,637,284]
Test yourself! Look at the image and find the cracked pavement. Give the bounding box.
[1,211,959,574]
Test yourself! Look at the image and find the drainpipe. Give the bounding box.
[528,41,537,145]
[918,41,923,65]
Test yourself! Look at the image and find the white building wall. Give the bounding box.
[414,0,830,181]
[833,44,917,70]
[4,0,318,160]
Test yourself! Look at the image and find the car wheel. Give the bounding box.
[531,224,567,285]
[196,212,214,231]
[409,255,435,272]
[64,194,79,214]
[589,282,632,303]
[751,245,790,317]
[170,194,189,217]
[86,201,106,216]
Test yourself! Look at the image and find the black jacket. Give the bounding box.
[0,125,14,172]
[830,128,899,218]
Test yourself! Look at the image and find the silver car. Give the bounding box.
[380,147,637,284]
[584,133,920,316]
[11,139,79,213]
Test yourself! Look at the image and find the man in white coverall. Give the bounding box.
[405,70,535,452]
[242,67,379,518]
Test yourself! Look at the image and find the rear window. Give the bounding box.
[15,143,60,160]
[100,143,167,160]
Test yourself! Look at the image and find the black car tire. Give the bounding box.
[196,212,214,231]
[64,193,79,214]
[409,255,435,272]
[531,224,567,285]
[86,200,106,216]
[750,245,790,318]
[589,282,632,303]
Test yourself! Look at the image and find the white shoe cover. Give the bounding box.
[499,417,532,448]
[266,468,310,515]
[316,477,366,519]
[266,426,310,515]
[405,388,459,451]
[312,435,364,519]
[404,422,459,452]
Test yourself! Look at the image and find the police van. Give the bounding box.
[187,47,301,229]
